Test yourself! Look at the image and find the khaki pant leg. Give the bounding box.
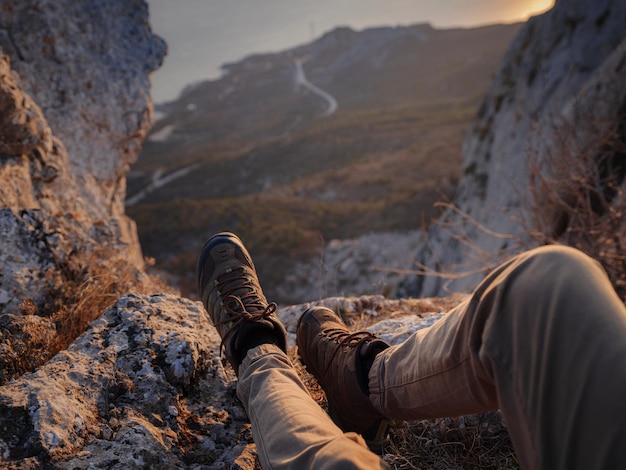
[369,245,626,469]
[237,344,388,470]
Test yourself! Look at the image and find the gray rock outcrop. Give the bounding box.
[0,294,252,468]
[0,0,166,229]
[0,293,446,468]
[0,0,166,380]
[278,230,424,303]
[406,0,626,296]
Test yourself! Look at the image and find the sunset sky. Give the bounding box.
[147,0,555,103]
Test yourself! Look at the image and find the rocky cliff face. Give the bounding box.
[0,0,166,379]
[406,0,626,297]
[0,0,166,226]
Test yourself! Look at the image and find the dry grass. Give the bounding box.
[386,414,518,470]
[527,115,626,301]
[49,245,156,350]
[50,246,179,351]
[0,244,171,385]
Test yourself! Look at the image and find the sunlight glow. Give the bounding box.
[520,0,556,20]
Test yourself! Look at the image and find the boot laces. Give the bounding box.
[322,328,377,375]
[213,268,277,353]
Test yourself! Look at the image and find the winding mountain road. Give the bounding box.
[125,164,199,206]
[128,59,338,206]
[294,58,338,116]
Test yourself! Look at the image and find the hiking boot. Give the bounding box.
[197,232,287,372]
[296,306,391,452]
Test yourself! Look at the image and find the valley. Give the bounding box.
[128,22,522,303]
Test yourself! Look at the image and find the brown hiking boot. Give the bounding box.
[197,232,287,372]
[296,306,391,452]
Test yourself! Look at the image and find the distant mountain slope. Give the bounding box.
[128,22,521,303]
[137,23,520,170]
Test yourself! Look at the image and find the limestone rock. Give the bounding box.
[406,0,626,296]
[0,0,166,224]
[0,294,249,468]
[0,292,449,468]
[278,230,424,304]
[0,0,166,381]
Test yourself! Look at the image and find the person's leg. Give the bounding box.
[197,232,386,469]
[296,307,393,452]
[369,245,626,469]
[237,344,387,470]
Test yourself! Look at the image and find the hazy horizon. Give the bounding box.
[146,0,555,104]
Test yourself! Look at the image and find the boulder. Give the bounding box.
[0,294,250,468]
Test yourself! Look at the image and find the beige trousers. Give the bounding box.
[238,245,626,469]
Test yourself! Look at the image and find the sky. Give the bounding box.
[146,0,555,104]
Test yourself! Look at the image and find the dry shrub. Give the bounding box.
[49,244,173,352]
[0,244,171,385]
[527,114,626,301]
[407,110,626,302]
[388,200,523,298]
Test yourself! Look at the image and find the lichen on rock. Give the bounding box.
[0,294,254,468]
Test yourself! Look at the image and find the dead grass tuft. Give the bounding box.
[49,243,175,352]
[527,113,626,301]
[0,243,173,385]
[386,413,518,469]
